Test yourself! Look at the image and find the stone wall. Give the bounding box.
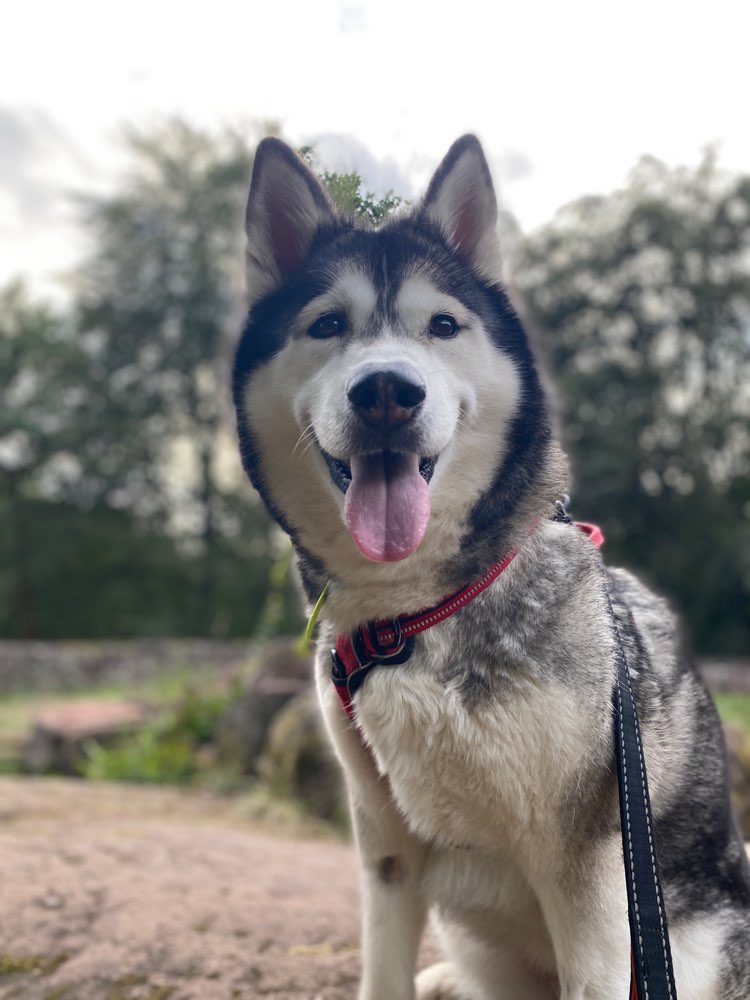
[0,639,252,694]
[0,641,748,696]
[701,658,750,693]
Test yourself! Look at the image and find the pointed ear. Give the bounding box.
[420,135,502,282]
[245,138,335,302]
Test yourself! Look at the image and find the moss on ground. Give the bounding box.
[105,975,175,999]
[0,952,69,976]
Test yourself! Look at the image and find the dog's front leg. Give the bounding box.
[354,794,429,1000]
[317,673,429,1000]
[536,845,632,1000]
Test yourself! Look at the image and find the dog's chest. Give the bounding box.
[354,645,593,852]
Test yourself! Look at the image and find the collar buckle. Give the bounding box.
[367,617,404,658]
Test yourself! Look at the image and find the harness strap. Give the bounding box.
[608,590,677,1000]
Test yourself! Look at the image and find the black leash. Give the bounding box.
[606,583,678,1000]
[558,497,677,997]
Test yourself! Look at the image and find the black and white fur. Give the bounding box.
[233,135,750,999]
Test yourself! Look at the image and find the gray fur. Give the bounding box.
[234,134,750,999]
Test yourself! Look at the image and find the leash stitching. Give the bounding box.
[606,586,676,1000]
[626,620,674,1000]
[607,588,647,1000]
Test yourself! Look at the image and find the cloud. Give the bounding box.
[338,0,367,32]
[0,107,96,296]
[494,149,534,185]
[0,106,91,224]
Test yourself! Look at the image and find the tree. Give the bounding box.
[513,152,750,653]
[73,120,286,635]
[0,283,92,635]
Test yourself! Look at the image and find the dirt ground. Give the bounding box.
[0,777,437,1000]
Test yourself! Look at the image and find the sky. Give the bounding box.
[2,0,749,301]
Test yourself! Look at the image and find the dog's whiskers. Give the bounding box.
[292,423,316,459]
[299,434,320,459]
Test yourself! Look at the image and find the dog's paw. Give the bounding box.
[415,962,467,1000]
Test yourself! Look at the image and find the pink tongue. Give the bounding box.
[344,452,430,562]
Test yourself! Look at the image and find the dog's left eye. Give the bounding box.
[428,314,459,339]
[308,313,346,339]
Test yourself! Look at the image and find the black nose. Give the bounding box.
[347,367,426,430]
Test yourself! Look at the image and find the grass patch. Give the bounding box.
[82,679,239,785]
[0,666,236,777]
[0,696,42,772]
[715,693,750,734]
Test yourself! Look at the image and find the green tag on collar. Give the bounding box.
[296,581,330,656]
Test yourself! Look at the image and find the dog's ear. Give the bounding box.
[420,135,502,282]
[244,138,335,302]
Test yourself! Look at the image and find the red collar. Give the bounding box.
[331,519,604,718]
[331,543,522,718]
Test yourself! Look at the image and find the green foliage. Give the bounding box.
[299,146,404,223]
[75,120,251,533]
[0,284,96,637]
[170,681,234,743]
[324,171,403,223]
[0,494,286,638]
[84,727,194,784]
[82,681,235,784]
[0,283,91,495]
[69,120,304,637]
[514,151,750,653]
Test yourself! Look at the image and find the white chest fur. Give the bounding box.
[353,636,604,861]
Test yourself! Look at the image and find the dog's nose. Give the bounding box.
[347,367,426,430]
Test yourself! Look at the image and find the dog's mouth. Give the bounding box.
[322,451,436,493]
[321,449,436,563]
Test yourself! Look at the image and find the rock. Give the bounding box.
[21,700,149,775]
[262,688,344,822]
[216,640,313,775]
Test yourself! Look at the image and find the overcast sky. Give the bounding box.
[2,0,749,300]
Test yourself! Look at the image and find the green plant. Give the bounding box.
[83,726,194,784]
[298,146,404,224]
[82,680,236,784]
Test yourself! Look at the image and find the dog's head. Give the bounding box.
[234,136,553,588]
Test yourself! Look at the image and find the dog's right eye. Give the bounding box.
[308,313,346,339]
[428,314,459,339]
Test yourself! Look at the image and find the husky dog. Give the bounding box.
[233,135,750,999]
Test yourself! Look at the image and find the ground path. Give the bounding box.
[0,777,438,999]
